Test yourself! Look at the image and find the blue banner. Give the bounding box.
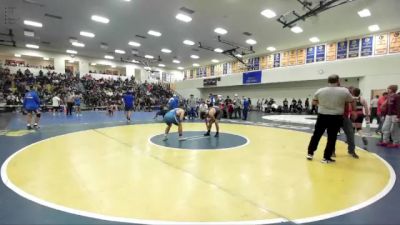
[337,41,348,59]
[316,45,325,62]
[243,71,262,84]
[361,36,373,56]
[348,39,360,58]
[306,47,315,63]
[274,53,280,67]
[223,63,227,74]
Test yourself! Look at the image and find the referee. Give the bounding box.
[307,75,355,163]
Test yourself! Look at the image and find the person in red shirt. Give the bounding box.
[376,92,388,134]
[378,86,400,148]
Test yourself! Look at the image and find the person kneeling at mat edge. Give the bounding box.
[163,106,186,141]
[204,106,222,137]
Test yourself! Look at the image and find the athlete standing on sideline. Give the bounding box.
[163,107,186,141]
[122,90,135,122]
[23,85,41,129]
[352,88,370,145]
[204,106,222,137]
[74,92,82,116]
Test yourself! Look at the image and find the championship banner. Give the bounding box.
[206,66,211,77]
[337,41,348,59]
[306,47,315,63]
[243,71,262,84]
[375,33,388,55]
[223,63,228,74]
[203,77,221,86]
[260,56,268,70]
[348,39,360,58]
[297,49,306,64]
[326,43,337,61]
[273,53,280,67]
[190,69,194,79]
[316,45,326,62]
[289,49,297,66]
[389,31,400,53]
[281,51,289,67]
[267,55,274,68]
[210,65,215,76]
[253,57,260,70]
[361,36,373,56]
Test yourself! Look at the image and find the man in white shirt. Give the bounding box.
[52,94,61,115]
[370,95,379,124]
[307,75,356,163]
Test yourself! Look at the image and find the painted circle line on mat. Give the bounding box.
[149,131,249,150]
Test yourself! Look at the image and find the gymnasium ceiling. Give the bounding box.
[0,0,399,70]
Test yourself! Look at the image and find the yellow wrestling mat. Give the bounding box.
[1,123,395,224]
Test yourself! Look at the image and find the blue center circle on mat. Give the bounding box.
[150,131,248,150]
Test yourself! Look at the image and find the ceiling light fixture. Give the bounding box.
[214,27,228,35]
[66,49,77,54]
[368,24,380,32]
[144,66,151,70]
[177,67,184,70]
[158,64,165,67]
[358,9,371,18]
[246,39,257,45]
[80,31,95,38]
[128,41,141,47]
[173,59,181,64]
[291,26,303,33]
[267,46,276,52]
[211,59,219,63]
[193,63,200,67]
[190,55,199,59]
[115,49,126,54]
[145,55,154,59]
[111,65,116,68]
[24,30,35,37]
[176,13,192,23]
[91,15,110,24]
[148,30,162,37]
[14,54,21,57]
[26,44,39,49]
[183,40,195,46]
[43,57,50,60]
[132,60,139,63]
[23,20,43,28]
[91,63,97,66]
[235,54,243,58]
[309,37,320,43]
[214,48,223,53]
[72,42,85,47]
[161,48,172,53]
[261,9,276,18]
[105,55,114,59]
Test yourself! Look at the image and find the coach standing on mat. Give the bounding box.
[306,75,355,163]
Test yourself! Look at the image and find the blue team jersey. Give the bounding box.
[74,97,81,105]
[23,91,40,110]
[243,100,249,109]
[123,94,134,107]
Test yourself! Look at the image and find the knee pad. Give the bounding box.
[36,113,41,118]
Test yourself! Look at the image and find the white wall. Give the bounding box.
[175,54,400,102]
[201,79,359,104]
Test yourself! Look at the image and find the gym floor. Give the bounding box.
[0,111,399,225]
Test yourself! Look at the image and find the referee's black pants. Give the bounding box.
[308,114,343,160]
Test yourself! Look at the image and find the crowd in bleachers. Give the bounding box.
[0,67,173,111]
